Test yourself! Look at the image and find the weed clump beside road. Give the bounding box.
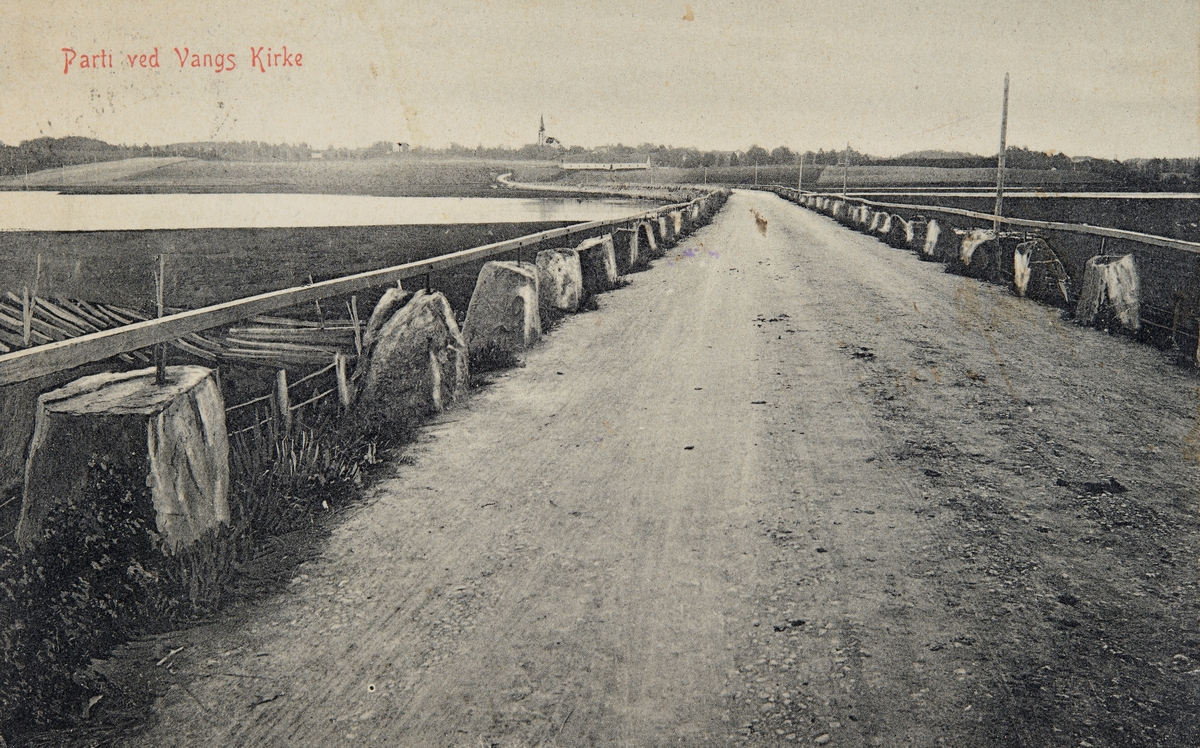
[0,397,385,742]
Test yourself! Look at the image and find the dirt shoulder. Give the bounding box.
[84,190,1199,747]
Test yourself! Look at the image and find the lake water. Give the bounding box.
[0,192,656,232]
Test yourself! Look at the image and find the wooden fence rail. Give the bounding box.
[761,185,1200,254]
[0,193,712,386]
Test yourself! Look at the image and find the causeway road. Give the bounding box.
[129,190,1200,747]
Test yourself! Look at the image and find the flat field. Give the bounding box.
[0,157,562,197]
[568,163,1110,190]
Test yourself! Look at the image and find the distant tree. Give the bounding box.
[744,145,770,165]
[770,146,796,165]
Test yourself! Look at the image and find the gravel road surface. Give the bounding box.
[126,190,1200,747]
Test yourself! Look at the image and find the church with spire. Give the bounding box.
[537,115,559,147]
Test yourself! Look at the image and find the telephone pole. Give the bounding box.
[842,143,850,197]
[994,73,1010,233]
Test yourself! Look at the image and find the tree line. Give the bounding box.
[2,136,1195,191]
[0,136,318,176]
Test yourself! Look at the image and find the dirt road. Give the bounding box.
[126,190,1200,747]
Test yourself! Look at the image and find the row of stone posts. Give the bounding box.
[12,190,727,555]
[785,190,1139,329]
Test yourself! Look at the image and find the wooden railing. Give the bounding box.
[759,185,1200,254]
[0,188,718,386]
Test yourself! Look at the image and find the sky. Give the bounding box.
[1,0,1197,159]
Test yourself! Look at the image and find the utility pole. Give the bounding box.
[754,161,758,186]
[994,72,1010,233]
[798,151,805,192]
[842,143,850,197]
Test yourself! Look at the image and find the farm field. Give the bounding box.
[569,163,1112,190]
[0,157,192,188]
[811,165,1111,188]
[0,157,563,197]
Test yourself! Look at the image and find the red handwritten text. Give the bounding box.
[249,46,302,72]
[62,48,114,74]
[60,46,304,73]
[174,47,236,73]
[126,49,160,68]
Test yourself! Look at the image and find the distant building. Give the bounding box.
[560,158,650,171]
[393,142,410,153]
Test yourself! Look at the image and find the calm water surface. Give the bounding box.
[0,192,656,232]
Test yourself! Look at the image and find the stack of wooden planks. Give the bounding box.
[0,295,359,371]
[221,316,361,366]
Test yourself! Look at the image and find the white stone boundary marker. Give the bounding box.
[832,201,846,219]
[535,248,584,314]
[1013,242,1033,297]
[639,221,658,254]
[1075,254,1141,330]
[623,228,641,269]
[1012,237,1074,304]
[671,210,683,237]
[577,234,619,299]
[357,289,469,423]
[610,229,638,273]
[885,215,908,246]
[18,365,230,553]
[960,228,996,268]
[657,216,670,243]
[690,203,700,221]
[922,219,943,259]
[463,261,541,356]
[895,216,916,247]
[362,286,412,352]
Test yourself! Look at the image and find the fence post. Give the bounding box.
[154,253,167,385]
[349,296,363,357]
[21,285,31,346]
[275,369,292,437]
[309,274,324,328]
[335,352,353,410]
[21,254,41,346]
